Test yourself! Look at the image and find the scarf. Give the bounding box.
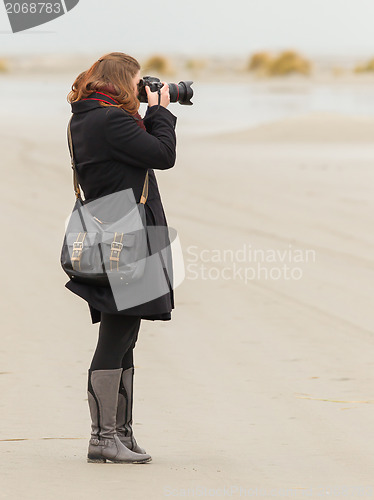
[95,84,146,131]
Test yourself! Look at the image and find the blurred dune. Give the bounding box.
[3,52,374,83]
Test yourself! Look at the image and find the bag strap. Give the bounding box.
[67,116,82,200]
[67,116,149,204]
[140,169,149,204]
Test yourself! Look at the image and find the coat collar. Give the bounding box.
[71,91,120,114]
[70,92,146,130]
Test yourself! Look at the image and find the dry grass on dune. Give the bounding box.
[268,50,312,76]
[0,58,8,72]
[248,49,312,77]
[247,51,273,72]
[185,58,208,73]
[354,57,374,73]
[141,54,176,76]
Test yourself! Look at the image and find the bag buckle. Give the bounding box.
[111,241,123,252]
[110,241,123,263]
[72,241,84,262]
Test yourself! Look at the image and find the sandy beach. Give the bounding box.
[1,72,374,499]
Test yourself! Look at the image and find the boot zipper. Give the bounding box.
[88,372,102,440]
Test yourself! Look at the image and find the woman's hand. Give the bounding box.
[145,82,170,109]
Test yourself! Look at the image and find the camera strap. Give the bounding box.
[150,89,162,115]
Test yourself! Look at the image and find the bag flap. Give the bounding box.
[66,232,97,246]
[102,232,136,247]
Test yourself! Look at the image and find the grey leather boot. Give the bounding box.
[116,366,147,454]
[87,368,152,464]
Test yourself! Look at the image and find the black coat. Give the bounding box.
[64,92,177,324]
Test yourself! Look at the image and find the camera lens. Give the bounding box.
[169,81,193,106]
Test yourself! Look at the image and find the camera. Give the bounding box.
[137,76,194,106]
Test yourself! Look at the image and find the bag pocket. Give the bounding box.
[101,232,136,270]
[101,230,147,282]
[64,231,101,274]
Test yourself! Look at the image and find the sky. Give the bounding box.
[1,0,374,59]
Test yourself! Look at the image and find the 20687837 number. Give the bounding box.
[5,3,62,14]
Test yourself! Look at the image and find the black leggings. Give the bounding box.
[89,312,141,371]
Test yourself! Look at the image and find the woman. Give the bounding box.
[65,52,177,464]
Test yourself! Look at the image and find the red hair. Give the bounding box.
[67,52,141,115]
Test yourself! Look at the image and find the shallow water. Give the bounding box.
[2,75,374,136]
[172,81,374,135]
